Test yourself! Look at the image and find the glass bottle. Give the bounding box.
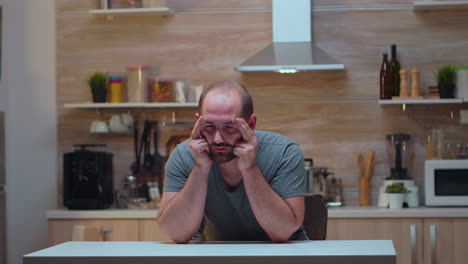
[454,143,464,158]
[380,53,393,99]
[442,143,454,160]
[390,44,401,96]
[426,135,433,160]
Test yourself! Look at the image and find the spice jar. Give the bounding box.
[126,65,148,102]
[108,75,123,103]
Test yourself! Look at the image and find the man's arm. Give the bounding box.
[241,166,305,242]
[156,165,210,243]
[234,118,305,242]
[157,116,212,243]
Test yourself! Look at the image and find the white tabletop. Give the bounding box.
[24,240,396,264]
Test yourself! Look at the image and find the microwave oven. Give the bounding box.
[425,160,468,206]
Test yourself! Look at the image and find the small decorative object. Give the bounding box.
[399,69,409,97]
[87,72,108,103]
[100,0,110,9]
[385,183,407,209]
[411,68,422,98]
[126,0,142,8]
[428,86,440,98]
[434,64,457,98]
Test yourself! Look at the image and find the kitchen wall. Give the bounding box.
[56,0,468,206]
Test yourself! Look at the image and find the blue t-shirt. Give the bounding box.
[164,130,308,241]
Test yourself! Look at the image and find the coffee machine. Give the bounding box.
[63,144,114,209]
[378,133,419,208]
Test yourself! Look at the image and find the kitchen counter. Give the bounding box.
[46,206,468,219]
[46,209,159,219]
[23,240,396,264]
[327,206,468,218]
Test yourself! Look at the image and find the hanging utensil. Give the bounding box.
[143,120,153,171]
[129,119,140,175]
[151,120,163,176]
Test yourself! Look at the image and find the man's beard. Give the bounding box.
[209,143,237,163]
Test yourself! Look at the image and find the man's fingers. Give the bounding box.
[190,116,204,140]
[193,141,209,153]
[235,118,254,141]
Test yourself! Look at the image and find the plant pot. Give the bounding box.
[438,83,455,98]
[387,193,405,209]
[91,88,107,103]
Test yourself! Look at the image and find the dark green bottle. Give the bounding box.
[390,44,401,96]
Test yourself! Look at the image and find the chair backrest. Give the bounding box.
[303,195,328,240]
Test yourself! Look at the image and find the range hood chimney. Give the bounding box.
[234,0,344,73]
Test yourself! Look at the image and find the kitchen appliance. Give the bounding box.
[378,133,419,208]
[325,173,343,207]
[425,159,468,206]
[0,112,6,264]
[386,133,412,179]
[63,144,113,209]
[234,0,344,73]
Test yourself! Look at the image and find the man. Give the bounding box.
[157,80,308,243]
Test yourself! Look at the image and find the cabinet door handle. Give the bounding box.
[430,224,437,264]
[101,226,113,241]
[410,224,417,264]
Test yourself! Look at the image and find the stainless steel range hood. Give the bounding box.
[234,0,344,73]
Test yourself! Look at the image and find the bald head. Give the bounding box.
[198,80,253,120]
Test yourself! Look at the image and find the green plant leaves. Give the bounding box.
[434,65,457,86]
[88,72,107,90]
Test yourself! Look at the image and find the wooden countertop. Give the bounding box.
[24,240,396,264]
[46,207,468,219]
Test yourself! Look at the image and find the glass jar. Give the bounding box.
[150,77,174,102]
[126,65,148,102]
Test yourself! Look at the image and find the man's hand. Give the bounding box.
[189,116,212,169]
[234,118,258,171]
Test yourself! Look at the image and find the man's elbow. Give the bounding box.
[270,219,303,242]
[270,235,290,243]
[157,219,193,244]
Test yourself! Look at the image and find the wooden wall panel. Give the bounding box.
[56,0,468,207]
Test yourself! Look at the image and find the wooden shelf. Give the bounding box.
[413,1,468,11]
[88,7,172,16]
[64,102,198,109]
[379,98,464,105]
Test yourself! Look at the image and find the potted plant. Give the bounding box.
[434,65,457,98]
[88,72,108,103]
[385,183,407,209]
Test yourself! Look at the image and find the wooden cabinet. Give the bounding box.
[328,218,468,264]
[422,219,468,264]
[327,218,423,264]
[48,219,140,246]
[139,219,171,241]
[48,219,171,246]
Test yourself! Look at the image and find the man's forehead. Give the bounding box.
[203,119,235,125]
